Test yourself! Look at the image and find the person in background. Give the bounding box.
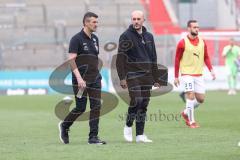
[174,20,216,128]
[222,38,240,95]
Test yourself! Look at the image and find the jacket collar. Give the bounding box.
[128,24,147,35]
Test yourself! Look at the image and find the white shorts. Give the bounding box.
[180,75,205,94]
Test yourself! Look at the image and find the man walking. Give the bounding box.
[116,10,160,143]
[58,12,106,145]
[174,20,216,128]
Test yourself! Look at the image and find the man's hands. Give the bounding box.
[174,70,215,88]
[211,70,216,80]
[77,77,86,89]
[69,53,86,90]
[174,78,180,87]
[120,79,162,89]
[154,83,161,88]
[120,79,128,89]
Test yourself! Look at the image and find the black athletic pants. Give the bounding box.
[62,78,101,138]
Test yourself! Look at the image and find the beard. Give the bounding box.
[90,27,97,33]
[133,24,141,30]
[191,31,198,36]
[133,25,141,30]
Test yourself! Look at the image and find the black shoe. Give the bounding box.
[88,136,106,145]
[58,121,69,144]
[179,92,186,103]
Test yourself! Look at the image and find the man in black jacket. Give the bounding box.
[116,10,161,143]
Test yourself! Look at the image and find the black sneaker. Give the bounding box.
[58,121,69,144]
[179,92,186,103]
[88,136,106,145]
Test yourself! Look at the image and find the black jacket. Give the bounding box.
[116,25,158,81]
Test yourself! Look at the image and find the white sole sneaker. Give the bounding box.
[58,121,69,144]
[123,125,133,142]
[136,135,153,143]
[58,121,64,144]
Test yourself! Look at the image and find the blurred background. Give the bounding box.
[0,0,240,95]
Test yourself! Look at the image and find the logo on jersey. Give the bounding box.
[93,38,98,51]
[193,52,199,58]
[83,43,89,51]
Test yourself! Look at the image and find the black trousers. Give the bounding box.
[62,78,101,138]
[126,74,152,136]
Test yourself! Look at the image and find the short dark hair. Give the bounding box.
[83,12,98,25]
[187,20,198,27]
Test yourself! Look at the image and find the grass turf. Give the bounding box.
[0,91,239,160]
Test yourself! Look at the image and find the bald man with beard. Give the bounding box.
[116,10,160,143]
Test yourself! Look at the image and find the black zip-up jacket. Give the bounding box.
[116,25,158,81]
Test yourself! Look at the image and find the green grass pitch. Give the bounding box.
[0,91,239,160]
